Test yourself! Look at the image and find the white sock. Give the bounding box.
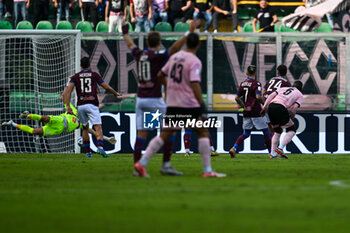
[210,146,215,152]
[162,161,171,168]
[198,137,212,173]
[139,136,164,167]
[11,122,17,127]
[280,131,296,150]
[203,165,212,173]
[271,133,281,156]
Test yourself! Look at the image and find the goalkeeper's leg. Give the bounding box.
[1,120,44,136]
[19,111,50,123]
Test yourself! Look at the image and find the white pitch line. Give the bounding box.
[329,180,350,188]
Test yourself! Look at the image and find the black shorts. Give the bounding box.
[164,107,202,124]
[267,103,290,126]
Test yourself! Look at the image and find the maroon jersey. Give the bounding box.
[131,47,169,98]
[70,69,104,106]
[263,76,291,99]
[237,78,262,117]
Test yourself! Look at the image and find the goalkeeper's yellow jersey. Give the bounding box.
[62,104,83,133]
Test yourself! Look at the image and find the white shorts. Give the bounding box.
[265,114,270,124]
[77,104,102,126]
[136,97,166,130]
[243,117,268,130]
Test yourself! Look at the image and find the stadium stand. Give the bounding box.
[96,21,109,32]
[238,7,250,20]
[55,21,73,30]
[36,21,54,30]
[16,20,33,29]
[314,22,332,32]
[0,20,12,29]
[276,9,294,19]
[174,22,189,32]
[155,22,172,32]
[3,2,336,33]
[242,21,259,32]
[273,23,280,32]
[279,24,299,32]
[75,21,94,32]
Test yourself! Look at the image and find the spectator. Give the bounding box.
[97,0,106,21]
[212,0,237,32]
[13,0,30,27]
[3,0,12,18]
[150,0,168,30]
[0,0,3,21]
[130,0,152,32]
[54,0,72,24]
[167,0,192,28]
[253,0,277,32]
[105,0,127,32]
[79,0,99,29]
[192,0,213,32]
[34,0,49,27]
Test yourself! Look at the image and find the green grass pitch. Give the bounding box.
[1,153,350,233]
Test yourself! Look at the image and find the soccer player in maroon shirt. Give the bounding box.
[262,64,291,133]
[122,21,199,176]
[262,65,291,100]
[229,65,272,158]
[64,57,121,158]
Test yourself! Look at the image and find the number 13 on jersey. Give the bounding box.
[80,78,92,93]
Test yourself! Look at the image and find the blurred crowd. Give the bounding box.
[0,0,335,32]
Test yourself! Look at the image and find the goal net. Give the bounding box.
[0,31,81,153]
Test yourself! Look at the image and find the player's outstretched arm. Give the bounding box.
[100,82,121,98]
[63,83,75,114]
[168,19,201,56]
[122,24,136,50]
[61,86,68,100]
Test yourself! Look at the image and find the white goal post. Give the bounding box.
[0,30,81,153]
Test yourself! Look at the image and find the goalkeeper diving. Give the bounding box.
[1,103,116,147]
